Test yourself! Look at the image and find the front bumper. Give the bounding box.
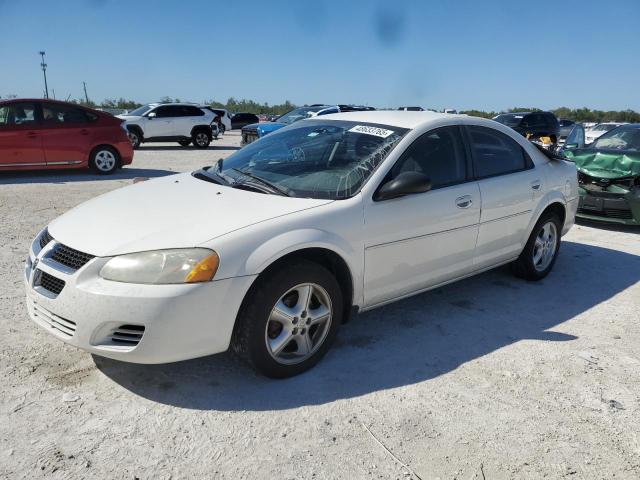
[24,234,256,363]
[577,187,640,226]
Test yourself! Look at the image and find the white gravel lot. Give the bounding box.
[1,131,639,479]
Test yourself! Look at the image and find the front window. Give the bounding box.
[276,106,333,125]
[127,104,154,116]
[593,126,640,151]
[198,120,407,199]
[493,114,523,127]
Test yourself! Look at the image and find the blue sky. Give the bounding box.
[1,0,638,111]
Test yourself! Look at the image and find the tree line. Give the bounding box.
[3,93,639,122]
[459,107,640,123]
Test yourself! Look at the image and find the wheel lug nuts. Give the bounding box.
[301,311,307,318]
[300,328,306,335]
[306,319,311,325]
[292,317,298,324]
[292,328,298,335]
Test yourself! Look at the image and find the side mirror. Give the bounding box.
[374,171,432,201]
[147,112,157,119]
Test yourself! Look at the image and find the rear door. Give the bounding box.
[0,102,45,167]
[40,102,94,165]
[464,125,539,269]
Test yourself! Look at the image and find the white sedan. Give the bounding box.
[25,112,579,378]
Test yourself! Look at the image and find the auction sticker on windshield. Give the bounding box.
[348,125,395,138]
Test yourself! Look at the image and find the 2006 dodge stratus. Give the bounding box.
[25,111,578,378]
[564,124,640,225]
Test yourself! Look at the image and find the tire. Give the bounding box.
[178,140,191,147]
[127,129,142,149]
[220,124,226,134]
[232,260,343,378]
[511,212,562,280]
[192,130,211,149]
[89,146,119,175]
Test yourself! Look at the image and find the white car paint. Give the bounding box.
[25,111,578,364]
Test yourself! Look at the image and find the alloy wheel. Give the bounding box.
[532,221,558,271]
[94,150,117,172]
[265,283,333,365]
[195,132,209,147]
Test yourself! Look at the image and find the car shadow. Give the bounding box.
[576,218,639,234]
[0,168,176,185]
[136,145,241,152]
[94,241,640,411]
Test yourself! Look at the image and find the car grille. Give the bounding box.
[50,244,95,270]
[38,270,66,295]
[30,299,76,338]
[241,128,259,145]
[111,325,145,346]
[39,229,53,249]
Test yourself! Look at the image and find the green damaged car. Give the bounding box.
[563,124,640,225]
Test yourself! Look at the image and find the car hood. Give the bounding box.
[116,114,142,121]
[48,172,333,257]
[564,148,640,179]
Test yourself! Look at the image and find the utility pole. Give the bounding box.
[39,51,49,99]
[83,81,89,104]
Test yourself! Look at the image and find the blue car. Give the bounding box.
[241,104,374,145]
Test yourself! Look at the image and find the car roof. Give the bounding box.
[313,110,469,129]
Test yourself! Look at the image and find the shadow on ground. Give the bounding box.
[0,168,175,185]
[576,217,640,235]
[95,241,640,411]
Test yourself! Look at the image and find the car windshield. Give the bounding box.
[127,104,153,116]
[494,114,523,127]
[276,106,331,125]
[593,125,640,151]
[197,120,408,199]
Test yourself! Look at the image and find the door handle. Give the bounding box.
[531,180,542,190]
[455,195,473,208]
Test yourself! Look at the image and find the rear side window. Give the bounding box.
[42,103,89,124]
[181,106,205,117]
[0,102,38,126]
[522,114,544,128]
[390,126,467,189]
[467,125,530,178]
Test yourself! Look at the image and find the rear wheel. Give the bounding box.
[220,124,226,134]
[89,146,119,175]
[178,140,191,147]
[192,130,211,149]
[127,129,141,149]
[232,260,343,378]
[511,212,561,280]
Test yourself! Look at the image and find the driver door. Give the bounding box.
[362,126,481,307]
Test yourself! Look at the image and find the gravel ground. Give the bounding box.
[1,131,639,479]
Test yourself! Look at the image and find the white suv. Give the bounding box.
[118,103,218,149]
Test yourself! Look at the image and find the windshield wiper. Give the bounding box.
[229,168,291,197]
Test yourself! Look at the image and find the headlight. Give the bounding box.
[100,248,219,284]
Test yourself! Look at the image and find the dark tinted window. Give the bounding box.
[181,106,205,116]
[154,106,181,118]
[559,119,574,127]
[42,103,89,124]
[544,113,559,129]
[467,125,529,178]
[390,127,467,189]
[522,114,545,128]
[0,102,38,126]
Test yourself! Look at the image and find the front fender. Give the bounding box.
[241,228,362,305]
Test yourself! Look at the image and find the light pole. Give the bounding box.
[39,51,49,99]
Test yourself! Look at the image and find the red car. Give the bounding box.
[0,99,133,175]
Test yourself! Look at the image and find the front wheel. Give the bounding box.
[127,130,141,149]
[232,260,343,378]
[192,130,211,149]
[89,146,119,175]
[511,212,562,280]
